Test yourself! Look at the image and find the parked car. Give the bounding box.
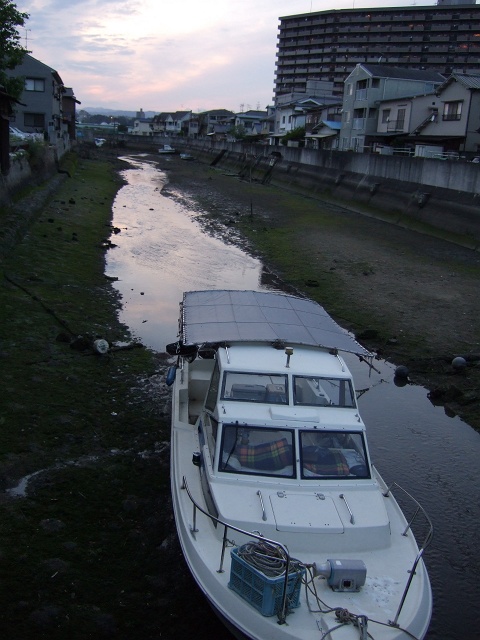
[9,126,43,141]
[9,126,30,140]
[471,157,480,163]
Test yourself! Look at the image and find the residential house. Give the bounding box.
[373,73,480,157]
[273,95,339,145]
[131,118,154,136]
[6,54,73,155]
[340,64,446,152]
[188,113,200,138]
[152,111,191,137]
[234,110,269,138]
[197,109,235,139]
[409,73,480,156]
[62,88,81,141]
[305,103,343,150]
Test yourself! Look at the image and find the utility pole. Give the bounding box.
[24,28,31,48]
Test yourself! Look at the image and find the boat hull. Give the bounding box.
[168,291,432,640]
[171,413,432,640]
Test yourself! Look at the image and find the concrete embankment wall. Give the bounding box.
[0,147,67,259]
[176,140,480,249]
[0,146,61,208]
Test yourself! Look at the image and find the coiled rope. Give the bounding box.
[237,540,304,578]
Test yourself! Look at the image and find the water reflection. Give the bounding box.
[107,157,268,349]
[106,155,480,640]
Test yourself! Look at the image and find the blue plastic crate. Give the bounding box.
[228,547,304,617]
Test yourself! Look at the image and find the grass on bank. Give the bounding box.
[234,190,391,339]
[0,155,180,639]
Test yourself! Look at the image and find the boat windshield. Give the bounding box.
[300,430,370,479]
[219,425,295,477]
[293,375,356,408]
[221,372,288,404]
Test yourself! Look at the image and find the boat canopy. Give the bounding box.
[180,290,371,357]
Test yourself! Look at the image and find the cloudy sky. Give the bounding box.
[18,0,438,113]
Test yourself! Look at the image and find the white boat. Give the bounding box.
[158,144,176,154]
[168,290,433,640]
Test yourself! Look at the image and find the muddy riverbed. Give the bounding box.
[0,149,479,640]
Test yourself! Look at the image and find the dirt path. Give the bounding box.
[159,154,480,429]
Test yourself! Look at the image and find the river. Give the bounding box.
[106,155,480,640]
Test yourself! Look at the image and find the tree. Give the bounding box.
[0,0,30,98]
[228,124,246,140]
[281,126,305,146]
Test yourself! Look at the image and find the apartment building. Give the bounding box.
[274,0,480,103]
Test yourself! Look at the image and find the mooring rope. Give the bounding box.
[237,540,304,578]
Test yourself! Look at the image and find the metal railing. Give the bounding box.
[181,476,295,625]
[382,481,434,629]
[181,473,433,631]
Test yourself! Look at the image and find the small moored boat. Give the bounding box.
[168,290,433,640]
[158,144,176,154]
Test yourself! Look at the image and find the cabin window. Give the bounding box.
[222,372,288,404]
[203,414,218,464]
[205,361,221,412]
[219,426,295,478]
[293,376,356,408]
[300,430,370,479]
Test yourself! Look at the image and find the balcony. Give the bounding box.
[386,120,406,132]
[355,89,368,101]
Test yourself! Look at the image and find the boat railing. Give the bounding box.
[383,480,434,629]
[181,475,296,625]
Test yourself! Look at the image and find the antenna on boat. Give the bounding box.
[285,347,293,367]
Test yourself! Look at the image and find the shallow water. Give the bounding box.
[107,156,271,350]
[106,155,480,640]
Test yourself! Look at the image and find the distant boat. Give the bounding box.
[168,289,433,640]
[158,144,176,154]
[180,153,195,161]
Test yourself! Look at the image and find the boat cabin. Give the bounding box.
[194,343,371,483]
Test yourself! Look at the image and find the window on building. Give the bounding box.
[443,101,462,121]
[24,113,45,128]
[25,78,45,92]
[382,109,391,123]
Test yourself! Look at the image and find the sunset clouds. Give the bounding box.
[17,0,436,112]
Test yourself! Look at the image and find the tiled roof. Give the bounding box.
[452,74,480,89]
[361,63,445,83]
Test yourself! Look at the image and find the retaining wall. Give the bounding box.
[0,146,60,208]
[175,140,480,248]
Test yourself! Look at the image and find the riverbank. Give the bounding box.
[159,152,480,431]
[0,154,228,639]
